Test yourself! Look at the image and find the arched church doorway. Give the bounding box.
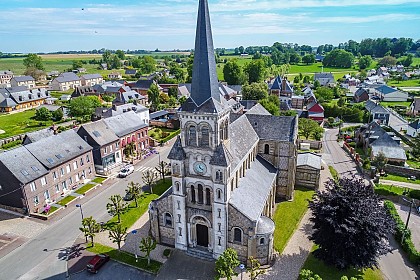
[196,224,209,247]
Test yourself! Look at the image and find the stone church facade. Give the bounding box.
[149,0,298,265]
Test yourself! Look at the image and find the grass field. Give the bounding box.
[383,173,420,184]
[380,101,412,108]
[388,79,420,87]
[0,110,54,139]
[302,248,383,280]
[273,186,315,254]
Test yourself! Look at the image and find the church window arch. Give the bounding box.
[191,186,196,203]
[264,144,270,154]
[233,227,243,243]
[173,164,180,175]
[188,126,197,146]
[260,238,265,245]
[224,120,229,140]
[175,182,180,192]
[198,184,204,204]
[206,188,211,205]
[200,125,210,147]
[216,170,223,182]
[217,189,222,200]
[164,213,172,227]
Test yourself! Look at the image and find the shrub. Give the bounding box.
[163,248,171,257]
[1,140,22,150]
[299,269,322,280]
[409,189,420,200]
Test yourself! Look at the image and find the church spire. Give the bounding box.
[190,0,220,107]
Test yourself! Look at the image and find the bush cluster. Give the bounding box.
[384,200,420,265]
[1,140,22,150]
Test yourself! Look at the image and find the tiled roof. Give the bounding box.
[81,74,102,80]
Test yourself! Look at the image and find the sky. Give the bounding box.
[0,0,419,53]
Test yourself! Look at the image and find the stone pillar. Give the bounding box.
[195,187,199,203]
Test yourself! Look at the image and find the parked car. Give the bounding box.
[119,165,134,178]
[87,254,110,274]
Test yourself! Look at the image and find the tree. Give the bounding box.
[109,54,122,69]
[358,55,373,70]
[142,170,158,194]
[23,53,44,70]
[293,76,300,84]
[242,82,268,100]
[115,50,126,60]
[155,161,169,181]
[315,87,334,102]
[24,67,45,81]
[215,248,240,280]
[108,224,128,251]
[126,181,142,208]
[260,95,279,116]
[69,96,101,119]
[72,60,84,70]
[139,236,157,266]
[244,59,267,83]
[302,54,316,65]
[372,151,388,173]
[411,135,420,159]
[323,49,354,68]
[303,75,310,84]
[147,83,160,111]
[102,50,112,67]
[52,109,63,121]
[168,96,177,108]
[299,269,322,280]
[299,118,322,140]
[399,54,414,67]
[247,256,265,280]
[106,195,127,224]
[79,217,100,246]
[168,87,178,98]
[313,80,321,89]
[309,177,394,270]
[35,107,52,121]
[378,55,397,67]
[141,56,157,74]
[223,60,244,85]
[337,97,346,107]
[159,93,169,104]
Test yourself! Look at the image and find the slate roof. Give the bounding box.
[256,216,275,235]
[132,79,154,90]
[103,111,147,137]
[12,76,34,82]
[9,88,49,104]
[409,119,420,130]
[190,0,221,107]
[229,115,259,168]
[81,74,102,80]
[23,127,56,144]
[168,137,186,161]
[78,120,119,146]
[150,110,169,120]
[314,73,334,80]
[412,98,420,111]
[355,88,368,97]
[365,100,389,114]
[245,103,271,116]
[24,129,92,169]
[120,90,145,103]
[371,133,406,160]
[245,114,297,142]
[125,69,137,75]
[180,96,228,114]
[0,146,49,184]
[111,103,148,116]
[229,156,277,221]
[270,76,282,90]
[0,98,17,108]
[55,72,80,83]
[210,144,233,167]
[297,153,322,170]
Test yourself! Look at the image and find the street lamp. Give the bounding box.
[401,197,415,243]
[76,204,88,243]
[131,230,138,262]
[239,264,245,280]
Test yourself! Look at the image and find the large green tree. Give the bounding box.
[223,60,244,85]
[358,55,373,70]
[242,82,268,100]
[378,55,397,67]
[302,54,315,65]
[309,177,394,269]
[106,194,127,224]
[323,49,354,68]
[299,118,323,140]
[79,217,100,246]
[35,107,52,121]
[215,248,240,280]
[244,59,267,83]
[115,49,126,60]
[147,83,161,111]
[23,53,45,70]
[141,56,157,74]
[69,96,101,119]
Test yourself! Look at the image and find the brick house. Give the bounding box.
[11,76,36,89]
[354,88,369,103]
[0,130,95,214]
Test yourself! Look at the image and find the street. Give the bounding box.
[0,143,172,280]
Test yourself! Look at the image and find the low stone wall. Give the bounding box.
[298,139,322,150]
[0,134,25,147]
[384,164,420,178]
[0,204,26,215]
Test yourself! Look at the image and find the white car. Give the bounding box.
[118,165,134,178]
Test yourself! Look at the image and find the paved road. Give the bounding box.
[380,179,420,190]
[0,143,172,280]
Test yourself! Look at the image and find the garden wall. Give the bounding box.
[384,165,420,178]
[298,140,322,150]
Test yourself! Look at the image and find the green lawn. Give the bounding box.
[374,184,405,197]
[273,186,315,254]
[87,243,162,274]
[148,128,180,143]
[380,101,412,108]
[92,177,107,184]
[106,179,171,230]
[302,249,383,280]
[0,110,54,139]
[57,195,77,206]
[43,206,59,215]
[383,173,420,185]
[75,183,97,195]
[388,79,420,87]
[407,159,420,169]
[289,63,356,75]
[328,165,339,181]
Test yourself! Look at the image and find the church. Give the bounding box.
[149,0,298,265]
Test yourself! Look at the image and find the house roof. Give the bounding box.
[132,79,154,90]
[270,76,282,90]
[24,127,56,144]
[412,98,420,111]
[13,76,34,82]
[314,72,334,80]
[371,133,406,160]
[245,103,271,116]
[245,114,297,142]
[78,120,119,146]
[297,153,322,169]
[355,88,368,97]
[24,129,92,169]
[55,72,80,83]
[0,146,49,184]
[376,85,397,95]
[81,74,102,80]
[307,101,324,112]
[9,88,49,104]
[229,156,277,222]
[0,97,17,108]
[365,100,389,114]
[150,110,169,120]
[409,119,420,130]
[125,69,137,75]
[111,103,148,116]
[103,111,147,137]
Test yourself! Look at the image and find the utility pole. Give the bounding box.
[401,197,415,243]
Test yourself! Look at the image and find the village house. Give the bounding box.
[149,0,298,266]
[314,72,335,86]
[11,76,36,89]
[270,76,293,103]
[377,67,389,78]
[108,72,122,80]
[307,101,325,123]
[296,153,321,190]
[353,88,369,103]
[0,129,95,214]
[0,87,49,112]
[77,121,123,174]
[71,86,99,99]
[50,72,81,91]
[129,79,157,95]
[0,70,14,88]
[125,69,137,76]
[373,85,408,102]
[81,74,104,87]
[409,97,420,116]
[407,119,420,138]
[365,100,390,126]
[113,90,147,106]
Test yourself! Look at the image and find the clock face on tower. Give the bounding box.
[193,161,207,175]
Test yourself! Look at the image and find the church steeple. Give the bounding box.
[190,0,220,107]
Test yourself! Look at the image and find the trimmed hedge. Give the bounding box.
[161,129,180,143]
[1,140,22,150]
[384,200,420,265]
[409,189,420,200]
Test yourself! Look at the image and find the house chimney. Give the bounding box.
[282,77,287,92]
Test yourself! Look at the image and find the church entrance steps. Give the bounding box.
[186,247,214,261]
